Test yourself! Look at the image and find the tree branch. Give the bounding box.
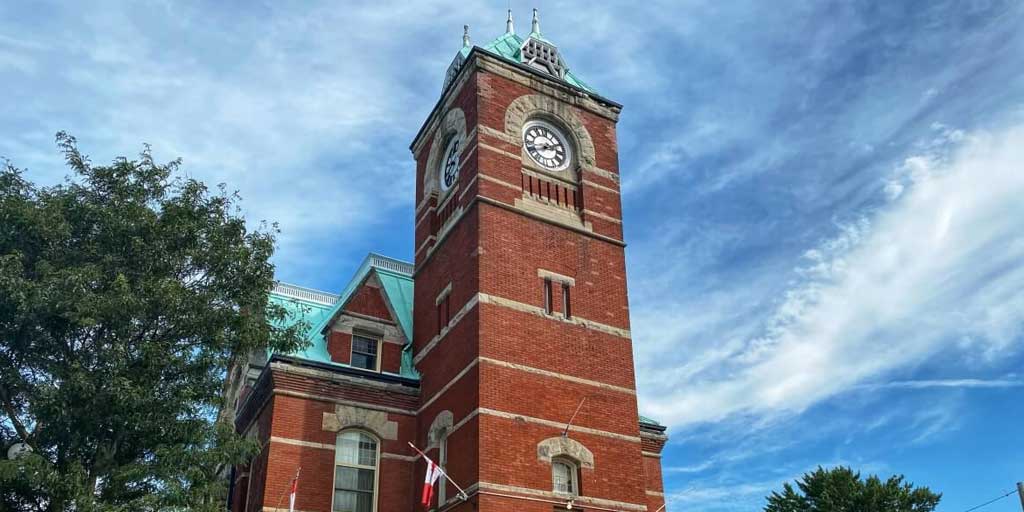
[0,381,34,447]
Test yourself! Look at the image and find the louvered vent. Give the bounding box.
[520,38,565,78]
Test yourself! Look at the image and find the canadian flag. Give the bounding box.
[288,469,300,512]
[421,459,443,507]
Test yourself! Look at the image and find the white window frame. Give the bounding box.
[551,457,580,496]
[350,334,382,372]
[332,430,380,512]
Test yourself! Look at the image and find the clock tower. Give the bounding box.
[228,10,667,512]
[410,10,667,512]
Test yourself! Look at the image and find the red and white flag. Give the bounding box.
[288,468,300,512]
[421,459,443,507]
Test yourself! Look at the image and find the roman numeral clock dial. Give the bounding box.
[439,135,461,194]
[523,120,571,172]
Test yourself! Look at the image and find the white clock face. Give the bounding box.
[439,135,461,193]
[523,120,571,171]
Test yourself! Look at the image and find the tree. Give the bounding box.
[765,466,942,512]
[0,133,307,511]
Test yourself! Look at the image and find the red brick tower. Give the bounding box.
[229,11,667,512]
[410,11,667,512]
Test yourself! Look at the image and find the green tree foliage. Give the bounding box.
[765,466,942,512]
[0,133,307,511]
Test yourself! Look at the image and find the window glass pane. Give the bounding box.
[358,438,377,466]
[353,336,378,355]
[335,467,375,492]
[355,491,373,512]
[334,490,356,512]
[334,490,374,512]
[337,432,377,466]
[335,466,358,490]
[351,353,375,370]
[553,461,574,494]
[356,468,375,492]
[563,284,571,318]
[337,432,360,465]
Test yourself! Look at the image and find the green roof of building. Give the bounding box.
[269,253,419,380]
[639,414,664,427]
[479,31,595,93]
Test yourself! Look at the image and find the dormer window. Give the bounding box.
[351,335,380,372]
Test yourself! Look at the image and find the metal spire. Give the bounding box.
[531,8,540,35]
[462,24,470,47]
[506,9,515,34]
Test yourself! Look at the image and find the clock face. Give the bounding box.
[523,120,571,171]
[439,135,461,193]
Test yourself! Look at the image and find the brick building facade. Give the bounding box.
[230,11,668,512]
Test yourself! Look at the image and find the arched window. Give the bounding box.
[552,457,579,496]
[334,430,379,512]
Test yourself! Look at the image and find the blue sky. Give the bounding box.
[2,1,1023,511]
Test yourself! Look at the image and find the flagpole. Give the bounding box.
[408,441,469,501]
[273,466,302,512]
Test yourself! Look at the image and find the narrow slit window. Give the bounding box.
[436,302,443,335]
[562,283,572,319]
[437,428,449,504]
[543,278,553,314]
[437,295,451,334]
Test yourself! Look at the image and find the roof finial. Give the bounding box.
[506,9,515,34]
[531,8,540,35]
[462,24,470,47]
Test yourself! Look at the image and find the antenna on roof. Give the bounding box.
[506,9,515,34]
[462,24,470,47]
[531,8,541,35]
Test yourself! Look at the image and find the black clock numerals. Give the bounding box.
[524,124,567,170]
[442,138,460,189]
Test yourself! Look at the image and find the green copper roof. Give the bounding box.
[639,414,664,427]
[269,253,419,380]
[477,30,595,93]
[269,287,337,362]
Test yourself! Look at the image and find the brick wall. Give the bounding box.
[344,282,393,321]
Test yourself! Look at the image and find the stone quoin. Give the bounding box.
[230,10,669,512]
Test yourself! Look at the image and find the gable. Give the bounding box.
[342,274,394,322]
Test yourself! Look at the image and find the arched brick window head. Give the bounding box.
[536,436,594,469]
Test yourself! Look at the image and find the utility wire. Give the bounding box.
[958,488,1017,512]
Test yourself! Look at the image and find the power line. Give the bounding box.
[958,488,1017,512]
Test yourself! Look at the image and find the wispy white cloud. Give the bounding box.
[0,1,494,284]
[637,122,1024,428]
[863,379,1022,390]
[665,460,716,474]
